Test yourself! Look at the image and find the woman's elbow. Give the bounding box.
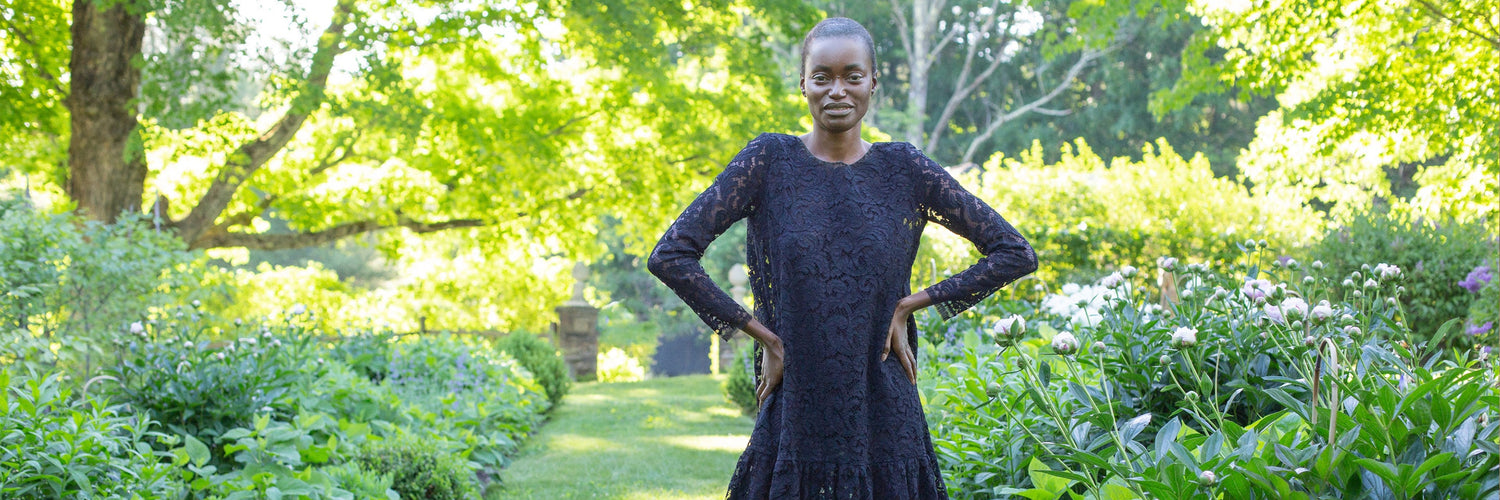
[1016,244,1039,277]
[645,247,670,280]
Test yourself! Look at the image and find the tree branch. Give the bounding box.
[172,0,355,243]
[960,49,1103,164]
[1415,0,1500,51]
[2,17,68,97]
[926,2,1015,152]
[192,213,484,250]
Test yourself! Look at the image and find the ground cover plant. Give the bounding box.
[924,243,1500,499]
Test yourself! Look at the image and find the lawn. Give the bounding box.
[495,375,754,500]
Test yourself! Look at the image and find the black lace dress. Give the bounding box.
[648,133,1037,499]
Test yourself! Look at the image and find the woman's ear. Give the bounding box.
[799,77,806,95]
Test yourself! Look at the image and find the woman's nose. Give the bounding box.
[830,82,847,98]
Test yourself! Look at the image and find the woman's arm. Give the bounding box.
[910,144,1038,318]
[646,135,774,340]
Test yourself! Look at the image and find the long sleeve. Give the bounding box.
[647,134,774,340]
[910,144,1038,319]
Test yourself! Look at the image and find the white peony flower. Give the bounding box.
[1264,297,1308,324]
[1120,265,1139,278]
[1051,331,1078,354]
[1157,256,1179,271]
[1171,326,1199,348]
[1373,263,1401,281]
[130,322,144,335]
[993,315,1027,341]
[1364,279,1378,289]
[1242,278,1275,301]
[1309,300,1335,323]
[1100,272,1125,289]
[1071,310,1099,330]
[289,303,307,316]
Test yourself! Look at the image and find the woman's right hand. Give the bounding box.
[756,339,784,407]
[741,318,784,407]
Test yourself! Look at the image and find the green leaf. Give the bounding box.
[1119,413,1152,443]
[181,434,211,467]
[1155,417,1182,459]
[1354,458,1400,493]
[1028,457,1070,496]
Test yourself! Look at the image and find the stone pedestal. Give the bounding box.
[555,304,598,381]
[555,261,597,381]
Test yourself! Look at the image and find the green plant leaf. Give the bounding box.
[182,434,211,467]
[1120,413,1152,443]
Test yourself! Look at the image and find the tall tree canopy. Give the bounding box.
[3,0,817,250]
[1161,0,1498,220]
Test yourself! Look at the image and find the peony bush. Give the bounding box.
[924,241,1500,499]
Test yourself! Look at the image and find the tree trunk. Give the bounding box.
[902,0,936,146]
[66,0,147,223]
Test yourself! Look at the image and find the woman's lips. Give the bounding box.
[823,104,854,117]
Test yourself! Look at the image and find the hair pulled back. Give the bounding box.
[799,17,877,76]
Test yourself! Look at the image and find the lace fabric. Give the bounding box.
[649,133,1037,499]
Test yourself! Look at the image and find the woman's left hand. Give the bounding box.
[883,309,918,385]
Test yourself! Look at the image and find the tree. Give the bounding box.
[3,0,818,252]
[1160,0,1499,220]
[985,7,1274,175]
[821,0,1147,167]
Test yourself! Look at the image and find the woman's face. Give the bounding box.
[800,37,876,135]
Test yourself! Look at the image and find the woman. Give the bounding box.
[647,17,1037,499]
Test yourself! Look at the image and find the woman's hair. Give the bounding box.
[800,17,877,76]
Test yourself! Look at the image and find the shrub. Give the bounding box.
[926,244,1500,499]
[168,413,356,500]
[0,196,194,375]
[924,139,1319,286]
[354,434,479,500]
[723,343,758,415]
[109,315,327,460]
[323,462,398,500]
[495,330,572,407]
[598,346,646,382]
[1304,207,1495,342]
[1462,262,1498,348]
[0,371,181,499]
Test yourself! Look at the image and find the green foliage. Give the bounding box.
[495,330,573,407]
[353,434,479,500]
[0,196,195,375]
[931,138,1318,285]
[110,316,328,459]
[0,370,181,499]
[926,244,1500,499]
[322,462,398,500]
[168,413,357,500]
[723,343,759,416]
[1303,208,1496,342]
[985,4,1272,176]
[597,347,648,383]
[1164,0,1498,221]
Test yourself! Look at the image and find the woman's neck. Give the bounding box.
[801,126,868,164]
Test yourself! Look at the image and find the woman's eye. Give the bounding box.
[848,74,863,83]
[813,75,829,83]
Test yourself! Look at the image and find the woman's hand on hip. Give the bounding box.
[740,319,785,407]
[884,292,931,385]
[756,340,784,407]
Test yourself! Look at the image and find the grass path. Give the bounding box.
[495,375,752,500]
